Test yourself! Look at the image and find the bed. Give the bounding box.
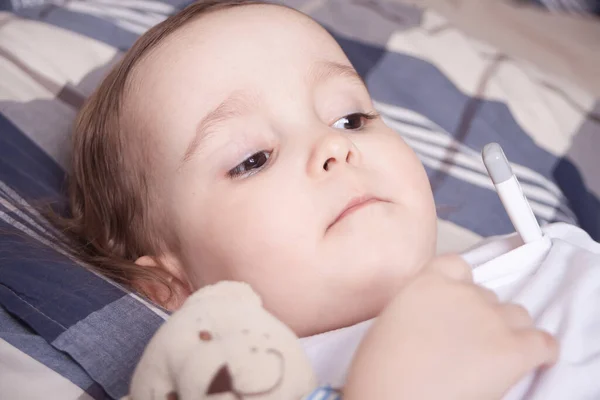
[1,1,598,398]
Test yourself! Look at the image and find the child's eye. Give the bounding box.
[331,112,379,131]
[228,151,272,178]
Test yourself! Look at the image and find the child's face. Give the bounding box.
[127,4,437,335]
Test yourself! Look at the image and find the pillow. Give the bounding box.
[1,1,598,399]
[0,4,177,399]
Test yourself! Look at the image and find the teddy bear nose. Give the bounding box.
[206,365,234,395]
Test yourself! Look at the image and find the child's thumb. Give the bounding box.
[518,329,559,372]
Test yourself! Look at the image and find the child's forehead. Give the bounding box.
[165,4,319,48]
[130,5,347,100]
[146,5,330,64]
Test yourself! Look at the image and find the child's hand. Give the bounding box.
[344,254,558,400]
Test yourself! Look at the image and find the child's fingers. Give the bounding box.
[516,329,559,370]
[429,254,473,282]
[474,286,499,304]
[500,304,533,329]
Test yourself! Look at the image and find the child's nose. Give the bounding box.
[308,131,361,177]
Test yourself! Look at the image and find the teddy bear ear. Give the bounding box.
[206,365,234,395]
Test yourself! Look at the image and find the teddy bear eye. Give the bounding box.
[166,391,179,400]
[199,330,213,341]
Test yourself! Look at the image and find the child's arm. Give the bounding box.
[344,255,558,400]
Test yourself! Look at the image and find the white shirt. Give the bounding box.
[301,223,600,399]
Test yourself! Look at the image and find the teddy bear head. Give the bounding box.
[128,281,317,400]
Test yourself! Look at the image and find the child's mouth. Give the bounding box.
[327,195,386,232]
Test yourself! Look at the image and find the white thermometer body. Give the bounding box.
[482,143,543,243]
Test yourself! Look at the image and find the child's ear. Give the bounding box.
[134,255,192,311]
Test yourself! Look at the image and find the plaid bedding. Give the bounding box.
[0,1,598,399]
[534,0,600,14]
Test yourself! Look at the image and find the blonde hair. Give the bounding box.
[60,0,270,301]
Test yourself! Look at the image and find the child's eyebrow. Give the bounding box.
[307,60,365,88]
[181,61,364,166]
[182,91,256,165]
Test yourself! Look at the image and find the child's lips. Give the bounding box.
[326,195,386,232]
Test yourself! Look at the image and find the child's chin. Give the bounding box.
[334,223,427,260]
[332,246,421,288]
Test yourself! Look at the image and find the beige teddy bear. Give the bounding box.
[125,281,334,400]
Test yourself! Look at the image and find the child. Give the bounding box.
[66,1,600,398]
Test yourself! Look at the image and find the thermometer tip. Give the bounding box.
[482,143,513,184]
